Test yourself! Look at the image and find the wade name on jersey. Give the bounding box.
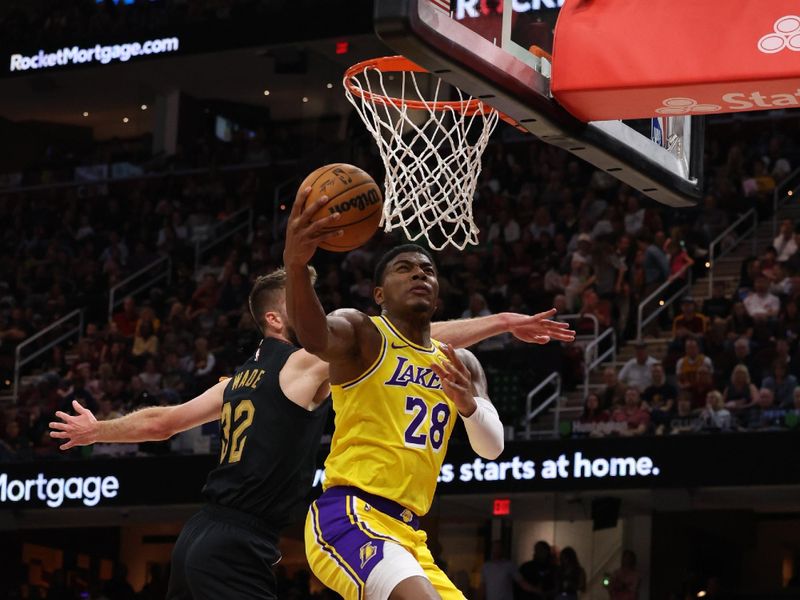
[384,356,443,390]
[229,368,265,391]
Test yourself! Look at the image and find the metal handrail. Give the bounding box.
[772,166,800,238]
[636,264,692,342]
[523,372,562,440]
[707,209,757,297]
[269,135,373,239]
[194,206,253,271]
[13,309,84,401]
[557,312,599,341]
[584,327,617,398]
[108,256,172,321]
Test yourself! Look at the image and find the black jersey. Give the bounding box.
[202,337,329,529]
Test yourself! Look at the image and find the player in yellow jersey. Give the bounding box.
[283,190,573,600]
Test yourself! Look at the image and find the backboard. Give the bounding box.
[373,0,704,207]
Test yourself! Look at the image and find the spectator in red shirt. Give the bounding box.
[111,296,138,338]
[666,238,694,281]
[580,393,610,424]
[760,246,779,281]
[608,550,641,600]
[612,387,651,436]
[186,274,220,320]
[575,393,612,437]
[579,286,611,330]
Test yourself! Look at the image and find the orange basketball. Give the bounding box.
[299,163,383,252]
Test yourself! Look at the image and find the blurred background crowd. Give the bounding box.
[2,108,800,460]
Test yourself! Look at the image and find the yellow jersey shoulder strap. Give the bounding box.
[371,315,440,354]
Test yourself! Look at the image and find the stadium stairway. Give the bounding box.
[522,201,800,439]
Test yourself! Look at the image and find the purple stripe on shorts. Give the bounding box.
[349,496,401,545]
[310,502,364,598]
[315,490,386,583]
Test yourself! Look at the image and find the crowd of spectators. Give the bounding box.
[573,215,800,436]
[2,110,800,460]
[0,162,278,458]
[1,118,325,192]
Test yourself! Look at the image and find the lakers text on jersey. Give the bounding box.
[322,315,457,517]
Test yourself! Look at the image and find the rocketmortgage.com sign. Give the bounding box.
[8,37,180,73]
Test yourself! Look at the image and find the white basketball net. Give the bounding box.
[344,58,500,250]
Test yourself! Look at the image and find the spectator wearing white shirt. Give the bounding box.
[701,390,732,430]
[590,207,615,240]
[139,357,162,395]
[481,541,530,600]
[773,219,798,262]
[743,275,780,321]
[623,195,645,236]
[570,233,594,266]
[181,336,216,377]
[770,263,793,297]
[74,214,95,241]
[487,209,521,244]
[618,342,659,391]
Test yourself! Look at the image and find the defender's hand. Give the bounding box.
[506,309,576,344]
[283,186,343,267]
[431,344,477,416]
[49,400,98,450]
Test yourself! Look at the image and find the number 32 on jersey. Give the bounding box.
[219,399,254,464]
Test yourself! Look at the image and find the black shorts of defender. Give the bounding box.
[167,505,281,600]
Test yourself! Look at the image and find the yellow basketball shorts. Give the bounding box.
[304,486,464,600]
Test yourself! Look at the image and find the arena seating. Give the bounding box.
[2,111,800,461]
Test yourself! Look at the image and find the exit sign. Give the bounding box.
[493,498,511,516]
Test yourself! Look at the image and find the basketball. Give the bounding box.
[299,163,383,252]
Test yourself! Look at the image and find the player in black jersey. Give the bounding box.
[51,265,573,599]
[52,268,331,600]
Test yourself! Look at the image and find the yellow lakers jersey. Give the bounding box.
[322,315,457,516]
